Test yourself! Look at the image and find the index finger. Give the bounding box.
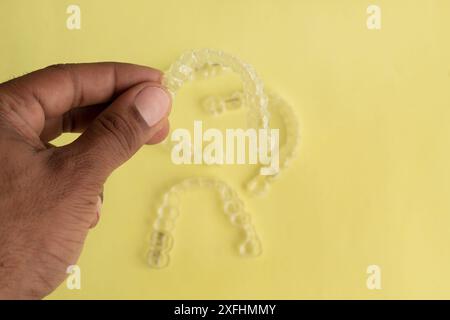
[0,62,162,125]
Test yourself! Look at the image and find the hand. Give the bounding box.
[0,63,172,299]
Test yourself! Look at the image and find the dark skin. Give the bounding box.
[0,62,172,299]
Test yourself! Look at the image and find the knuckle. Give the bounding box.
[95,112,139,158]
[0,88,26,122]
[45,63,76,78]
[45,63,69,72]
[45,64,83,107]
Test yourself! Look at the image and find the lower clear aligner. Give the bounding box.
[148,177,262,269]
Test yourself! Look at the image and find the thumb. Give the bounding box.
[67,82,171,182]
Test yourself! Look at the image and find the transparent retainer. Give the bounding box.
[163,49,270,130]
[147,177,262,269]
[149,51,274,269]
[201,91,300,196]
[161,50,284,179]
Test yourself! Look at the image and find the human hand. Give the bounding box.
[0,63,171,299]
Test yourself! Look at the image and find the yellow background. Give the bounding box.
[1,0,450,299]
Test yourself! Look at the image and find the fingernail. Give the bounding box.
[135,87,170,127]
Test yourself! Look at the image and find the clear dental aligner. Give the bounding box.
[163,49,270,130]
[247,93,300,195]
[202,91,244,116]
[202,91,300,196]
[148,177,262,269]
